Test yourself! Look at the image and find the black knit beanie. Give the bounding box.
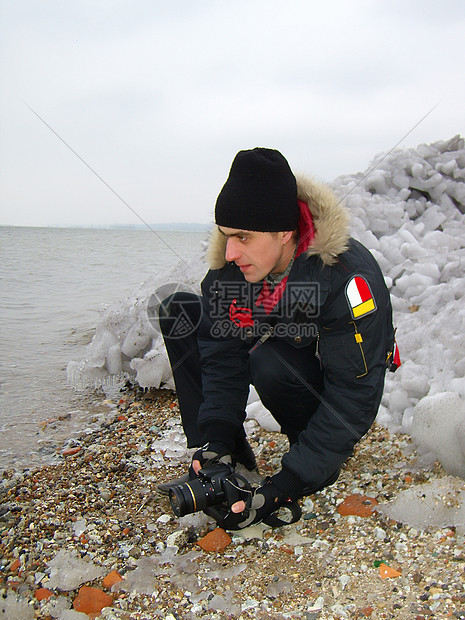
[215,148,299,232]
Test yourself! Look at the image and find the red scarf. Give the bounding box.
[256,201,315,315]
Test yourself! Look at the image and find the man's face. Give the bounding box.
[218,226,294,282]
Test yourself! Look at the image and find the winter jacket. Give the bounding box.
[196,174,395,498]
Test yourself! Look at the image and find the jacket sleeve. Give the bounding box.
[273,277,393,499]
[196,270,251,451]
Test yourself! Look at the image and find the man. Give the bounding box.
[159,147,398,529]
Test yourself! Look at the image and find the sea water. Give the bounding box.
[0,226,207,471]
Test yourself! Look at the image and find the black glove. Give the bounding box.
[189,442,233,479]
[209,477,302,531]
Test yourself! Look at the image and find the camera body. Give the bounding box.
[169,463,251,518]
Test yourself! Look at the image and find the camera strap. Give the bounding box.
[263,500,302,528]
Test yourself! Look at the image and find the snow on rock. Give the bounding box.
[0,592,35,620]
[246,386,280,432]
[333,136,465,476]
[67,252,206,389]
[377,476,465,532]
[68,136,465,477]
[336,135,465,476]
[112,556,159,595]
[409,392,465,478]
[47,549,105,591]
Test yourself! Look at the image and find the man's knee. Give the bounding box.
[159,292,202,339]
[159,292,199,318]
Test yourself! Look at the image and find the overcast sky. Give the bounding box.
[1,1,464,228]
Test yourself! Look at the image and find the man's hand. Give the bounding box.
[221,478,300,530]
[190,442,233,477]
[231,478,287,528]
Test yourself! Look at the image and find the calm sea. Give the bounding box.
[0,226,207,472]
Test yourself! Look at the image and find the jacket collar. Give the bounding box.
[207,174,350,269]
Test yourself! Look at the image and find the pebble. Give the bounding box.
[166,528,191,550]
[307,595,325,611]
[379,563,402,579]
[337,494,379,517]
[129,546,142,558]
[156,514,171,523]
[339,574,350,589]
[72,586,113,615]
[62,447,82,457]
[102,571,123,588]
[374,526,387,540]
[34,587,54,601]
[197,527,232,552]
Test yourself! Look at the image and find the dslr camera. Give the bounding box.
[169,463,252,518]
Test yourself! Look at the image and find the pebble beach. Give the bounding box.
[1,385,465,620]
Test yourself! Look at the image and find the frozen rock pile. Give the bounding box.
[68,136,465,475]
[333,135,465,476]
[67,253,207,392]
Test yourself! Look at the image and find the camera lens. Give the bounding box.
[169,478,217,517]
[169,485,188,517]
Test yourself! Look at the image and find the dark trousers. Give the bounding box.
[159,293,324,447]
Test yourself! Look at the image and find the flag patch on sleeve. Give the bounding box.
[345,276,377,319]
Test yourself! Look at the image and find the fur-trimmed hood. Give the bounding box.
[207,174,350,269]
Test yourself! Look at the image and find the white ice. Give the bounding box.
[46,548,105,591]
[0,592,35,620]
[410,392,465,478]
[377,476,465,532]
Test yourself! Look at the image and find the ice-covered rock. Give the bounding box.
[0,592,35,620]
[130,338,174,389]
[113,549,224,596]
[246,386,280,431]
[149,417,190,465]
[410,392,465,478]
[208,593,241,615]
[67,254,206,389]
[377,476,465,531]
[112,556,158,595]
[72,518,87,537]
[47,549,105,591]
[56,610,88,620]
[43,594,75,618]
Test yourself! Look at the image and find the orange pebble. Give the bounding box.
[73,586,113,615]
[34,588,54,601]
[9,559,21,572]
[102,570,124,589]
[337,494,378,517]
[197,528,231,552]
[62,446,82,457]
[379,563,402,579]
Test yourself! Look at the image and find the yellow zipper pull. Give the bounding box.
[353,322,363,343]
